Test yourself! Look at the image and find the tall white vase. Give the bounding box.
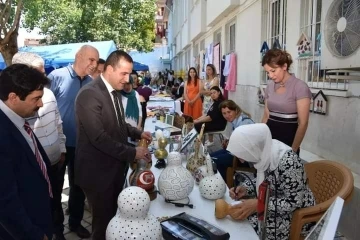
[158,151,194,200]
[199,154,227,200]
[106,186,162,240]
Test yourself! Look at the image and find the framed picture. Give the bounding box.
[165,114,174,126]
[305,196,344,240]
[180,128,198,152]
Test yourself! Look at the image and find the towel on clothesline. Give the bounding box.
[225,53,236,92]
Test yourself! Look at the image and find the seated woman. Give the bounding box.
[227,124,315,239]
[193,86,227,139]
[210,100,254,180]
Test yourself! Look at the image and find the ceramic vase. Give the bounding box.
[106,186,162,240]
[199,154,227,200]
[215,199,242,219]
[186,124,206,175]
[193,165,209,184]
[158,151,194,201]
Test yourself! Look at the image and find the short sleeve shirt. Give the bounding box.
[265,75,312,113]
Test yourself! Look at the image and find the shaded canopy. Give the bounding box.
[0,40,149,73]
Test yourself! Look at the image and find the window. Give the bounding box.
[300,0,322,53]
[266,0,287,49]
[261,0,287,84]
[229,23,236,52]
[193,43,199,58]
[214,29,221,45]
[298,0,324,87]
[200,39,205,51]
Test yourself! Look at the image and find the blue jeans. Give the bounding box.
[211,149,250,181]
[211,149,235,180]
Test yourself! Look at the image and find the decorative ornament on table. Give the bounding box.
[193,146,217,184]
[154,137,168,169]
[129,158,157,201]
[199,154,226,200]
[130,138,152,171]
[106,186,162,240]
[186,123,206,175]
[215,199,242,219]
[158,151,194,201]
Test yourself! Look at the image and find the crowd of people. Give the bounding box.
[0,46,315,240]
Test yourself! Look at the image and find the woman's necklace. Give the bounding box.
[279,82,285,87]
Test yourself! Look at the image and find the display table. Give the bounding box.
[130,119,259,240]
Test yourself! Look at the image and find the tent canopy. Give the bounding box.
[0,40,149,72]
[133,61,149,71]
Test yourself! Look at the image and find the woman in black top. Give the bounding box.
[194,86,227,141]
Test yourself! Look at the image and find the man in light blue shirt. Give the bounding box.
[48,45,99,239]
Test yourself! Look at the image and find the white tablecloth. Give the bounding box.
[129,120,259,240]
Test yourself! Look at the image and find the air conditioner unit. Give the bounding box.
[321,0,360,69]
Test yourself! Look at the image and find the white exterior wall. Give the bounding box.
[170,0,360,174]
[170,0,360,238]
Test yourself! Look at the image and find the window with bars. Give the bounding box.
[267,0,287,50]
[298,0,325,88]
[261,0,288,84]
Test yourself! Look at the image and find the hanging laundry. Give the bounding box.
[223,54,231,76]
[225,53,236,92]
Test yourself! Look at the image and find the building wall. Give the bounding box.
[169,0,360,175]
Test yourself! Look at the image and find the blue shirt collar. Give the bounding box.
[66,64,90,80]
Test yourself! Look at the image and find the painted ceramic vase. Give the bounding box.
[215,199,242,219]
[158,151,194,200]
[106,186,162,240]
[199,154,226,200]
[194,165,209,184]
[186,124,206,175]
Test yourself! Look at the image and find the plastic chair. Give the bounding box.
[202,123,230,145]
[289,160,354,240]
[226,156,256,188]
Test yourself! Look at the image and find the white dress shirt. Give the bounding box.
[26,88,66,165]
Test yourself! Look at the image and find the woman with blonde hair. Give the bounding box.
[210,100,254,180]
[202,64,220,146]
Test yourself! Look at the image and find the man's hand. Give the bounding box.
[135,147,151,162]
[58,153,66,170]
[141,131,152,141]
[229,199,258,220]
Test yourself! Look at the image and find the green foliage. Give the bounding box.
[23,0,156,52]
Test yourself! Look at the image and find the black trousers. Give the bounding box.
[194,121,226,133]
[50,161,65,235]
[58,147,85,229]
[83,173,124,240]
[267,119,300,155]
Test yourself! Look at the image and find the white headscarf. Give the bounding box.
[226,123,291,195]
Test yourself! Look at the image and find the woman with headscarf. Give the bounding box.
[226,123,315,240]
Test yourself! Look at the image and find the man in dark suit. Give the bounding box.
[75,50,152,240]
[0,64,53,240]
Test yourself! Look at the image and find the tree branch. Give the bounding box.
[2,0,23,44]
[0,0,11,40]
[0,0,11,23]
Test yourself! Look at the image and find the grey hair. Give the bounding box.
[12,52,45,68]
